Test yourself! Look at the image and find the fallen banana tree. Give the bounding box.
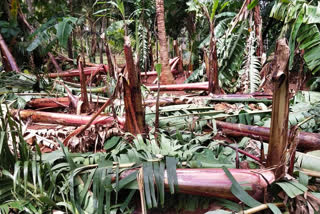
[46,57,181,79]
[209,93,272,101]
[47,65,108,78]
[10,109,125,128]
[118,168,275,201]
[148,82,209,91]
[71,82,210,94]
[13,109,320,152]
[27,97,71,108]
[26,97,185,109]
[60,82,210,94]
[47,66,179,79]
[216,120,320,152]
[27,93,273,109]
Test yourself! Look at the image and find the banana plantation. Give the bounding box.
[1,0,320,213]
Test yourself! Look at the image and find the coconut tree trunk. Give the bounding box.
[155,0,175,84]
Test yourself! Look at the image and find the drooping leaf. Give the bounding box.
[267,203,282,214]
[143,162,157,209]
[289,10,304,70]
[153,161,165,206]
[104,136,121,151]
[166,157,178,194]
[276,181,307,198]
[120,189,136,212]
[222,166,261,208]
[56,17,76,49]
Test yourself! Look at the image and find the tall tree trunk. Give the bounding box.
[155,0,175,84]
[208,32,220,94]
[206,14,220,94]
[123,36,145,135]
[266,39,290,179]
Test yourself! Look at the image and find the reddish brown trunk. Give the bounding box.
[215,121,320,152]
[119,168,275,201]
[47,66,106,78]
[200,4,220,94]
[10,109,124,127]
[26,93,272,109]
[47,67,178,79]
[27,97,70,109]
[156,0,175,84]
[266,39,290,179]
[123,36,145,135]
[0,33,20,72]
[208,24,220,94]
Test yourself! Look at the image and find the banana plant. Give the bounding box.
[27,16,78,52]
[270,0,320,74]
